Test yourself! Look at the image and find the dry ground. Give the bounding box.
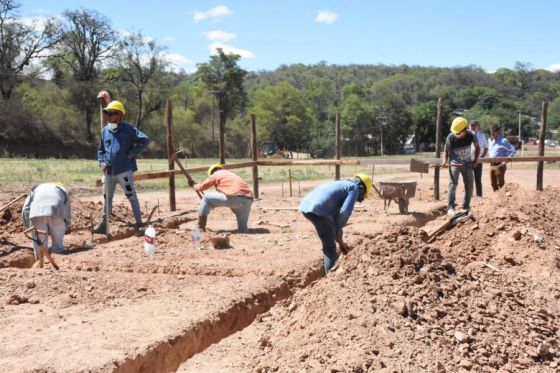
[1,165,560,372]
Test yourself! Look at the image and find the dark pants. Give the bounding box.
[302,212,338,274]
[473,162,483,197]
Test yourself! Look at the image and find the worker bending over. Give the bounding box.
[299,174,372,274]
[22,183,71,258]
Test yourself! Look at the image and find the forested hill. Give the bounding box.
[1,62,559,158]
[1,2,559,159]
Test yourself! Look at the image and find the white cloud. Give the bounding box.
[545,63,560,73]
[315,10,338,24]
[161,53,195,72]
[17,15,59,29]
[208,42,255,58]
[203,30,237,42]
[163,36,176,43]
[193,5,232,23]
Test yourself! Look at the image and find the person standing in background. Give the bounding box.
[469,120,488,197]
[488,124,516,191]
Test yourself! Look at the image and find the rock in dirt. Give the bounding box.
[7,294,28,305]
[510,230,522,241]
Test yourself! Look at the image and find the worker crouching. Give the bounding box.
[299,174,372,274]
[191,164,254,233]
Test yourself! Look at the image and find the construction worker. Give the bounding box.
[488,124,516,191]
[190,164,254,232]
[94,100,150,236]
[469,120,488,197]
[443,117,480,216]
[22,183,71,257]
[299,174,372,274]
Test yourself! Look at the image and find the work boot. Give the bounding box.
[197,215,207,232]
[92,221,106,234]
[134,222,144,237]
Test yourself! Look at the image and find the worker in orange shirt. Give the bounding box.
[190,164,253,232]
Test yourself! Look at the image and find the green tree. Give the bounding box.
[0,0,58,100]
[251,82,312,151]
[112,31,167,129]
[196,48,247,162]
[55,8,115,142]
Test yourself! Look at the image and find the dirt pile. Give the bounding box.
[245,185,560,372]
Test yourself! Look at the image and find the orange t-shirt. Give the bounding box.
[195,170,253,198]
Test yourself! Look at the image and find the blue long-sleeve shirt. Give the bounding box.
[488,134,516,158]
[299,180,359,230]
[97,122,150,175]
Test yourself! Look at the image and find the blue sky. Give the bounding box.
[18,0,560,73]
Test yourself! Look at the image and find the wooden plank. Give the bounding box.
[258,159,360,166]
[95,161,258,187]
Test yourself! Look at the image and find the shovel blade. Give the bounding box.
[410,158,429,173]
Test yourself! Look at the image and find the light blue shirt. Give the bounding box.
[299,180,359,230]
[488,134,516,158]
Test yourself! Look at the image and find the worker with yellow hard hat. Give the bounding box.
[299,173,372,274]
[190,163,254,232]
[443,117,480,216]
[94,100,151,236]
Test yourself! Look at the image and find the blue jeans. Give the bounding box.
[448,163,474,210]
[303,212,338,274]
[101,170,142,225]
[199,192,253,232]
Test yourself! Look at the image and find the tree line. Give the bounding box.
[1,0,559,159]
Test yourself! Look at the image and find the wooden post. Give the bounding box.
[434,98,443,200]
[219,111,225,164]
[288,169,293,197]
[251,114,259,199]
[166,98,176,211]
[537,101,548,191]
[335,112,341,180]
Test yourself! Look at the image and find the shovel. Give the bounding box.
[171,149,203,199]
[410,158,463,173]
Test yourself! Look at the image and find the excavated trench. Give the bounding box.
[0,202,446,372]
[105,206,446,373]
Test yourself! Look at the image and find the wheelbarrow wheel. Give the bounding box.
[398,198,408,214]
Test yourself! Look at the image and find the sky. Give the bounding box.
[17,0,560,74]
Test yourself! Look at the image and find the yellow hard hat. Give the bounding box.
[354,173,373,199]
[103,100,126,115]
[451,117,468,134]
[208,163,224,176]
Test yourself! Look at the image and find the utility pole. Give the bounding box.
[376,107,388,156]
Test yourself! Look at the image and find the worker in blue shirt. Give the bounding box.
[488,124,516,191]
[94,100,150,236]
[299,174,372,274]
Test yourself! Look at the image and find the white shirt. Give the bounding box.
[471,131,488,160]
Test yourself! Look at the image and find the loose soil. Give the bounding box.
[1,166,560,372]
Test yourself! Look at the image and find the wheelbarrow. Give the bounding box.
[377,181,417,214]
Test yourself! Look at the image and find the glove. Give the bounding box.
[100,163,108,172]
